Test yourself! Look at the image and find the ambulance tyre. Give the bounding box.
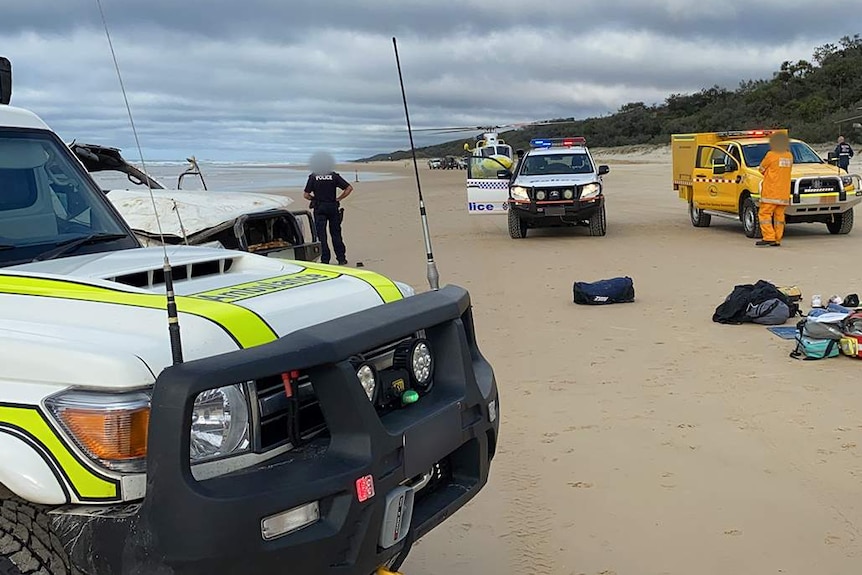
[0,490,82,575]
[508,209,527,239]
[742,198,761,239]
[689,202,711,227]
[826,209,854,235]
[589,203,607,237]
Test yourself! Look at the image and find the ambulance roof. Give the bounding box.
[0,105,51,130]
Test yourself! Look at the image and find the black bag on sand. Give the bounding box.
[573,277,635,305]
[746,298,791,325]
[713,280,790,325]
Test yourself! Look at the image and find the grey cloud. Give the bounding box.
[4,0,862,42]
[2,0,859,160]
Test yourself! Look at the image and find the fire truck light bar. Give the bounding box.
[717,130,779,139]
[530,137,587,148]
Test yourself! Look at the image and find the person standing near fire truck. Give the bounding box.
[756,132,794,247]
[835,136,854,171]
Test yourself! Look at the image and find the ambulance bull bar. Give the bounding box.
[63,285,498,575]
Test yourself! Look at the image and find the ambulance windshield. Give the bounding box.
[742,142,823,167]
[0,129,135,267]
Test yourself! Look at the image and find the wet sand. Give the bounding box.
[285,158,862,575]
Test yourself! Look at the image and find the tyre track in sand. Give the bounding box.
[496,426,560,574]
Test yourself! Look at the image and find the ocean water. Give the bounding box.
[90,161,397,193]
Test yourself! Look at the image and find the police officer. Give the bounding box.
[835,136,855,171]
[304,152,353,265]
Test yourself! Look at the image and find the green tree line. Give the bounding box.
[361,35,862,161]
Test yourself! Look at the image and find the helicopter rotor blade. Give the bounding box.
[410,126,486,133]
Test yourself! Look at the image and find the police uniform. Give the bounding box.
[305,171,350,264]
[835,142,855,171]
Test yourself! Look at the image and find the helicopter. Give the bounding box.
[414,120,577,215]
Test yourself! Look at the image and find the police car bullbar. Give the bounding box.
[507,137,610,239]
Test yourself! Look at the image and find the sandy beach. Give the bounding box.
[287,157,862,575]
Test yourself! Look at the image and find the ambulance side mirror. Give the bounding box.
[516,149,525,159]
[0,57,11,105]
[598,165,610,176]
[827,152,838,166]
[713,163,726,175]
[497,169,512,179]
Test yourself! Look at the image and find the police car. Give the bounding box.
[506,138,610,238]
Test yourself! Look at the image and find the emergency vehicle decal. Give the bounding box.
[192,264,404,305]
[300,262,404,304]
[193,270,338,303]
[0,403,120,501]
[693,177,737,184]
[0,265,405,503]
[0,274,277,349]
[467,180,509,190]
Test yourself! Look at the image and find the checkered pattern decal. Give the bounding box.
[693,177,737,184]
[467,179,510,190]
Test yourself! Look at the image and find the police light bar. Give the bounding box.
[530,137,587,148]
[717,130,779,139]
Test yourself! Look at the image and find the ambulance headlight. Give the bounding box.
[409,340,434,390]
[394,339,435,391]
[510,186,529,201]
[535,190,547,201]
[563,189,574,200]
[580,183,601,198]
[842,176,854,188]
[356,364,377,402]
[190,385,250,462]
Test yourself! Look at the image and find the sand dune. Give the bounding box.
[284,156,862,575]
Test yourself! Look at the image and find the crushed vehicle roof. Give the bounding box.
[108,189,294,239]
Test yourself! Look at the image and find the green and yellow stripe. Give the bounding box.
[0,263,404,502]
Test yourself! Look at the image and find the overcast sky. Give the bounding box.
[2,0,860,161]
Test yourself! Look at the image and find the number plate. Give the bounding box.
[820,195,837,204]
[545,206,565,216]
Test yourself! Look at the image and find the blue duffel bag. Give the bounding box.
[573,277,635,305]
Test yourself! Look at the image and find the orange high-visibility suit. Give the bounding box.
[758,150,793,243]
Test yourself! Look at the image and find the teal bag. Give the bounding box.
[790,335,840,360]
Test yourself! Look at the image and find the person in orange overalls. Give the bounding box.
[757,132,793,247]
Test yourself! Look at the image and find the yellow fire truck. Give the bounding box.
[672,130,861,237]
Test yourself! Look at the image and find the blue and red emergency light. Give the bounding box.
[530,137,587,149]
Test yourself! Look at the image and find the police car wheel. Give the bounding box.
[0,491,83,575]
[689,202,711,227]
[826,209,854,235]
[742,198,761,239]
[508,209,527,239]
[589,203,607,237]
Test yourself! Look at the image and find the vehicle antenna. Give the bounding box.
[392,37,440,291]
[96,0,183,365]
[171,200,190,245]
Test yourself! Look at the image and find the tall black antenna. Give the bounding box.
[392,37,440,291]
[96,0,183,365]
